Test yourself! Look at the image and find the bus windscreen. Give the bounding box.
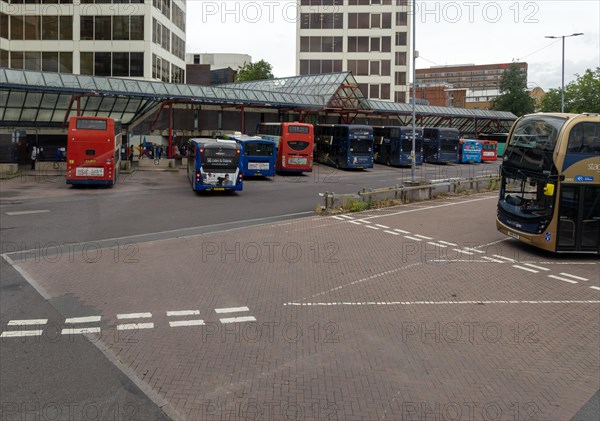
[288,125,309,134]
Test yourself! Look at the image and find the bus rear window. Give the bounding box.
[86,149,95,156]
[287,141,310,151]
[288,125,309,134]
[76,119,107,131]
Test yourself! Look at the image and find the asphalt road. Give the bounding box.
[0,162,500,251]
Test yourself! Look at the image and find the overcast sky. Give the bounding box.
[187,1,600,91]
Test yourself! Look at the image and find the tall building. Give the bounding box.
[0,0,186,83]
[296,0,411,102]
[415,62,528,109]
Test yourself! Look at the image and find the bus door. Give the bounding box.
[557,185,600,252]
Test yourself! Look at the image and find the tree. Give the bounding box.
[490,63,535,116]
[235,60,275,83]
[539,88,562,112]
[568,68,600,113]
[539,68,600,113]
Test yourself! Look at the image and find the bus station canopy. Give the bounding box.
[0,68,517,131]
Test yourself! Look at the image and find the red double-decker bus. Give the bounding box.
[256,122,314,172]
[66,116,122,186]
[480,140,498,162]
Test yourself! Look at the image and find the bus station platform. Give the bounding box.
[4,192,599,421]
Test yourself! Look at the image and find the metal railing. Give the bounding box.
[320,175,501,211]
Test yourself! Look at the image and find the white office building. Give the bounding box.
[296,0,411,102]
[0,0,186,83]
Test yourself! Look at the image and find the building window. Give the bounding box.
[301,13,343,29]
[395,71,406,85]
[395,32,407,46]
[24,52,41,70]
[113,16,130,40]
[395,91,406,103]
[24,16,41,40]
[371,14,380,28]
[381,84,390,100]
[130,52,144,77]
[94,16,111,41]
[395,51,407,66]
[113,52,129,76]
[80,17,94,40]
[60,52,73,73]
[80,52,94,75]
[0,13,8,39]
[299,59,342,75]
[396,12,407,25]
[42,16,59,40]
[60,16,72,40]
[370,84,379,99]
[381,60,391,76]
[95,52,111,76]
[10,16,23,40]
[370,37,380,52]
[10,51,24,69]
[382,36,391,52]
[130,16,144,40]
[0,49,8,68]
[370,61,380,76]
[42,52,59,72]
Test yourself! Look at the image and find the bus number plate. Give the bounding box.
[213,187,225,191]
[507,231,520,239]
[76,167,104,177]
[288,157,307,165]
[248,162,270,170]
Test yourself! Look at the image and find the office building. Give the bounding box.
[416,62,528,109]
[296,0,411,102]
[0,0,186,83]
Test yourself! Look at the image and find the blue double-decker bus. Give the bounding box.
[225,133,277,177]
[187,138,243,192]
[458,139,483,163]
[373,126,423,166]
[422,127,460,164]
[314,124,374,169]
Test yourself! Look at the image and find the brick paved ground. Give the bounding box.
[6,193,599,420]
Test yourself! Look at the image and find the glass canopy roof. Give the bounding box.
[0,68,517,127]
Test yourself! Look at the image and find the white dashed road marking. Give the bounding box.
[5,210,50,216]
[482,256,505,263]
[166,310,200,317]
[61,327,101,335]
[0,330,44,338]
[8,319,48,326]
[414,234,433,240]
[367,226,380,230]
[523,263,550,271]
[513,265,539,274]
[331,216,345,221]
[169,320,205,328]
[548,275,578,284]
[117,323,154,330]
[590,286,600,291]
[559,273,589,282]
[453,249,473,255]
[215,307,250,314]
[219,316,257,324]
[393,229,410,234]
[64,316,102,324]
[404,236,422,241]
[116,312,152,319]
[492,255,516,262]
[375,224,390,229]
[384,230,400,236]
[438,240,458,246]
[427,242,448,248]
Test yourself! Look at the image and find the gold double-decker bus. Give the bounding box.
[497,113,599,253]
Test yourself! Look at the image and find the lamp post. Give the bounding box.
[545,33,583,113]
[411,0,417,182]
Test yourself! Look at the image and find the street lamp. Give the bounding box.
[411,0,417,182]
[545,33,583,113]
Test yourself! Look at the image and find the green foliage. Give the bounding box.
[568,68,600,113]
[540,68,600,113]
[539,88,562,112]
[346,199,369,212]
[234,60,274,83]
[490,63,535,116]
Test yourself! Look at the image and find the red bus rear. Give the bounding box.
[66,116,122,186]
[480,140,498,162]
[257,122,314,172]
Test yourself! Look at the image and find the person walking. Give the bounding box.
[30,145,38,170]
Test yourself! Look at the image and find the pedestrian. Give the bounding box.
[30,145,38,170]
